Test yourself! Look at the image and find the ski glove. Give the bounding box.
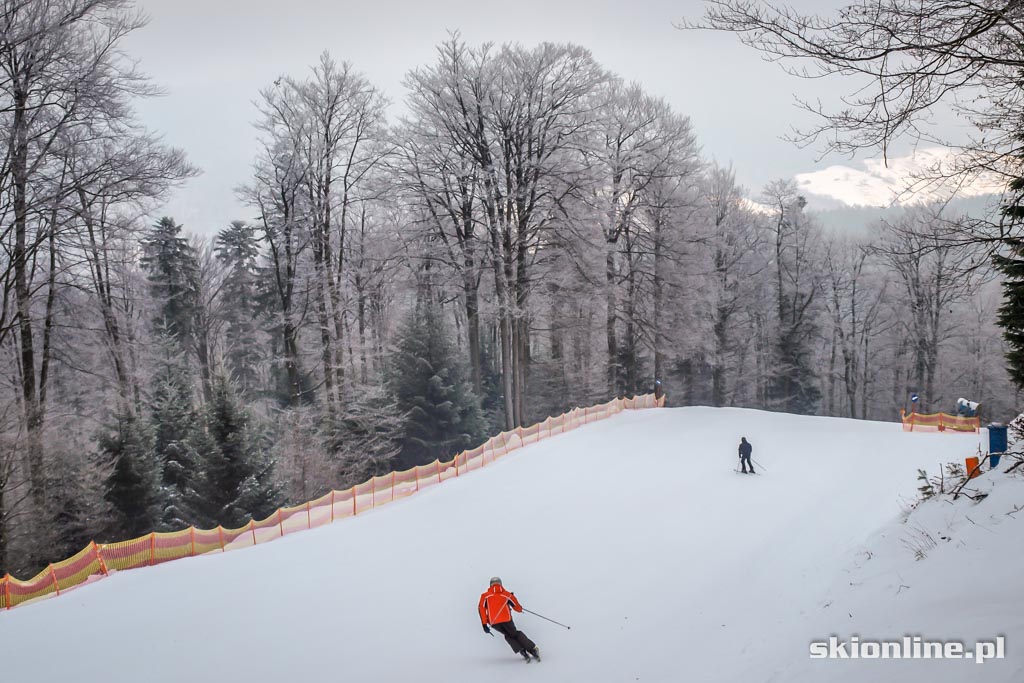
[483,624,491,634]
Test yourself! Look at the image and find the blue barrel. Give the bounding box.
[988,424,1008,454]
[990,453,1002,468]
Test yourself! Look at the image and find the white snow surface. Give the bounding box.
[2,407,1021,682]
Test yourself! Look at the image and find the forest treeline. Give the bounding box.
[0,1,1014,576]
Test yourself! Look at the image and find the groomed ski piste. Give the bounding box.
[1,407,1021,682]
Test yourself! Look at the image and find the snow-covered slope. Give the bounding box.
[0,407,1018,682]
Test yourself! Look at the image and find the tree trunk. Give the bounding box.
[606,247,619,397]
[653,215,666,390]
[491,237,515,430]
[196,332,213,404]
[312,240,336,406]
[464,274,482,395]
[283,321,303,406]
[712,310,729,407]
[12,86,44,511]
[514,239,530,426]
[625,255,638,395]
[827,327,837,415]
[0,480,5,574]
[357,284,368,385]
[39,214,58,416]
[81,192,135,415]
[330,197,349,400]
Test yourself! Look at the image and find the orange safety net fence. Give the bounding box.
[0,393,663,611]
[900,409,980,433]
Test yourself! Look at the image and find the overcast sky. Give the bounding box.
[122,0,944,235]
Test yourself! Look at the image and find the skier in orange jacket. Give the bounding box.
[478,577,540,662]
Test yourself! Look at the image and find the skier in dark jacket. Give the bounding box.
[478,577,541,662]
[738,437,755,474]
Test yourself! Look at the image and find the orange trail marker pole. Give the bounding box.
[93,542,108,576]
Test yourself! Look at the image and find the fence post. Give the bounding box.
[277,509,284,537]
[92,542,108,576]
[352,485,357,515]
[149,533,156,566]
[49,565,61,596]
[190,528,196,557]
[218,526,225,552]
[249,519,257,545]
[436,459,441,483]
[3,573,10,610]
[455,454,460,477]
[306,501,311,529]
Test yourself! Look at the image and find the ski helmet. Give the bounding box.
[489,576,502,586]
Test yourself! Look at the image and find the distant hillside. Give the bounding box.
[805,193,1001,235]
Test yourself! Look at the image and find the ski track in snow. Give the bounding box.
[1,407,1020,682]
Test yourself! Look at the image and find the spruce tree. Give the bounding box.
[993,238,1024,387]
[329,385,403,487]
[149,335,202,530]
[216,220,262,395]
[768,312,822,414]
[101,413,163,540]
[141,216,200,346]
[255,257,315,406]
[48,473,92,558]
[993,164,1024,388]
[388,303,485,468]
[196,374,282,528]
[765,193,822,415]
[46,454,105,560]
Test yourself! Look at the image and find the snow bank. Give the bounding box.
[771,464,1024,683]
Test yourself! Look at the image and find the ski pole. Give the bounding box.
[522,608,571,630]
[752,458,768,472]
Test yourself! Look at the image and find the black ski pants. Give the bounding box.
[492,619,536,655]
[740,453,754,473]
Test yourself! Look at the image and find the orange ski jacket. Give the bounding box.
[478,585,523,626]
